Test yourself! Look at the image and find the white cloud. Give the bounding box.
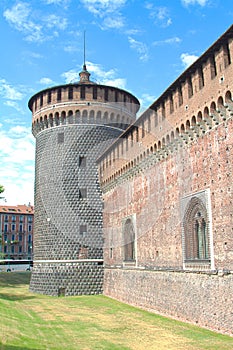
[153,36,181,46]
[45,14,68,30]
[3,2,44,42]
[138,93,156,114]
[181,0,208,6]
[64,45,80,53]
[180,52,199,67]
[4,101,24,113]
[0,125,35,205]
[102,78,126,89]
[3,2,68,42]
[145,4,172,27]
[61,70,79,84]
[102,15,125,29]
[81,0,126,17]
[38,77,55,85]
[61,61,126,88]
[0,79,24,100]
[128,37,149,61]
[44,0,70,4]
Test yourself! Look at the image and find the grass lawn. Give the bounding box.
[0,273,232,350]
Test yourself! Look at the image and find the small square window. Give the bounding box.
[80,225,87,236]
[79,188,87,199]
[57,133,64,144]
[79,156,86,168]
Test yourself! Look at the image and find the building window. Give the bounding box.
[78,156,86,168]
[115,91,118,102]
[4,246,7,253]
[80,85,85,99]
[123,217,135,261]
[79,188,87,199]
[4,234,7,241]
[109,247,113,259]
[93,86,97,100]
[68,86,73,100]
[4,224,8,233]
[223,42,231,68]
[12,224,15,231]
[169,95,174,114]
[198,67,204,89]
[57,88,62,101]
[20,215,23,223]
[4,215,8,222]
[182,195,210,264]
[28,216,33,223]
[57,132,64,144]
[104,88,108,101]
[28,225,32,232]
[19,246,22,253]
[19,224,23,233]
[210,55,217,79]
[12,215,16,222]
[187,77,193,98]
[40,94,43,107]
[28,234,32,243]
[178,86,183,106]
[78,245,88,259]
[19,234,22,242]
[11,245,14,254]
[80,225,87,236]
[141,121,145,138]
[47,90,52,103]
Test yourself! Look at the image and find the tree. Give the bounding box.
[0,185,4,199]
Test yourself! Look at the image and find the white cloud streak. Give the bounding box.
[81,0,126,17]
[180,53,199,67]
[153,37,181,46]
[38,77,55,85]
[61,61,126,89]
[181,0,208,6]
[145,4,172,27]
[0,124,35,205]
[0,79,24,100]
[128,37,149,61]
[3,2,68,42]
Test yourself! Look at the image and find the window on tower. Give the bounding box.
[79,188,87,199]
[78,156,86,168]
[81,86,85,99]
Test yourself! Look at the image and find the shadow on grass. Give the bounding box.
[0,292,36,302]
[0,272,31,288]
[0,343,41,350]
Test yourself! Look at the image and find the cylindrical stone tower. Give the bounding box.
[28,65,140,296]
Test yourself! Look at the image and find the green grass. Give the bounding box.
[0,273,232,350]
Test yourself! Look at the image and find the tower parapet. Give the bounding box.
[29,67,140,296]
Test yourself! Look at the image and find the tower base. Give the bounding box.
[29,260,104,296]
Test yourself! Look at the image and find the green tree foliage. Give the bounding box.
[0,185,4,199]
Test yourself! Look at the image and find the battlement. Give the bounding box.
[97,25,233,188]
[29,83,140,136]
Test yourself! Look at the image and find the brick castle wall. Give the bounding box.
[99,26,233,334]
[104,268,233,335]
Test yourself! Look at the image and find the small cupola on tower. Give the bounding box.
[79,64,92,84]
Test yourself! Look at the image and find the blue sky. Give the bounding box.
[0,0,233,205]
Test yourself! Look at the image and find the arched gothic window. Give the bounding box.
[183,197,210,261]
[123,218,135,261]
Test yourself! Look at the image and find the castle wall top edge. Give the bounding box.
[96,24,233,164]
[147,24,233,114]
[28,82,140,112]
